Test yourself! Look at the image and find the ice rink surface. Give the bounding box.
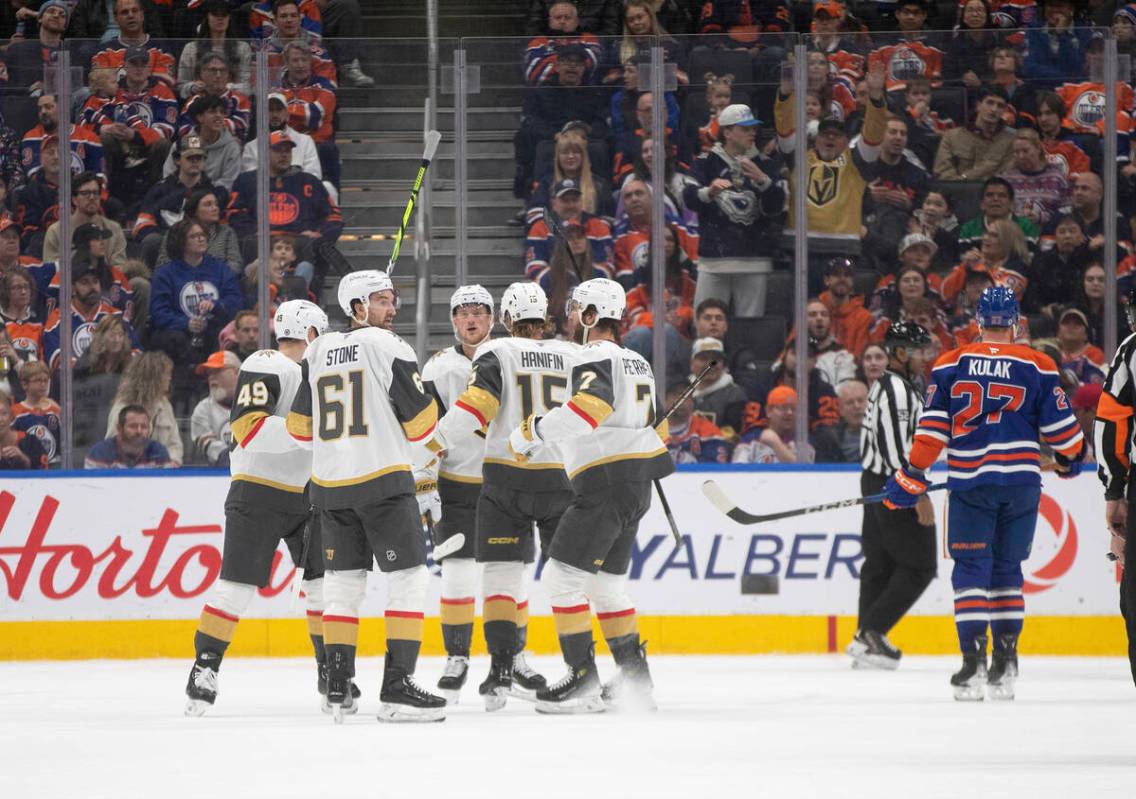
[2,654,1133,799]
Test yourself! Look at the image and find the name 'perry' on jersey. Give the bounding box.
[439,337,577,491]
[421,344,484,484]
[907,342,1084,487]
[286,327,438,509]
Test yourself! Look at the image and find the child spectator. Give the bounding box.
[11,361,61,465]
[908,190,960,270]
[0,391,48,470]
[697,72,735,153]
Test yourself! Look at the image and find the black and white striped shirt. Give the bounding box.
[861,371,923,476]
[1095,332,1136,499]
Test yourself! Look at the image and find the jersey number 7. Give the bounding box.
[950,380,1026,437]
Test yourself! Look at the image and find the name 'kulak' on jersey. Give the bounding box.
[907,342,1084,487]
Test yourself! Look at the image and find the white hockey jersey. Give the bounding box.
[422,344,485,484]
[285,327,439,509]
[438,336,577,491]
[536,339,673,490]
[227,349,311,512]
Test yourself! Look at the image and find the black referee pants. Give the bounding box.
[857,471,937,635]
[1120,493,1136,686]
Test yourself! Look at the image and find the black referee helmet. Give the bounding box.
[884,321,931,356]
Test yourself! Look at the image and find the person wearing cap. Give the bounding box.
[1055,306,1106,386]
[20,94,106,181]
[162,96,241,191]
[775,58,887,284]
[190,350,240,466]
[744,333,842,431]
[683,101,785,318]
[43,222,137,321]
[860,114,928,272]
[869,233,944,309]
[690,337,748,438]
[177,51,252,143]
[731,385,803,464]
[523,176,614,285]
[1115,4,1136,68]
[42,256,141,371]
[240,90,328,192]
[809,2,867,83]
[820,257,874,360]
[4,0,68,92]
[42,171,128,270]
[523,1,603,86]
[84,404,172,470]
[278,39,341,189]
[177,0,253,99]
[90,0,177,86]
[12,133,62,256]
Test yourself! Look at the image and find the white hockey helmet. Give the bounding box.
[500,281,548,329]
[569,277,626,322]
[337,269,396,320]
[275,299,329,342]
[450,284,494,316]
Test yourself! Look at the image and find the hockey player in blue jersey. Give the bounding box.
[884,287,1085,700]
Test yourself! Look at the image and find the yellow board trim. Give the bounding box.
[4,615,1125,659]
[401,399,439,442]
[439,471,484,484]
[311,463,409,488]
[568,447,668,479]
[231,410,269,445]
[232,474,306,493]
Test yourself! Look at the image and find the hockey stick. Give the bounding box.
[701,480,948,525]
[386,128,442,276]
[289,509,316,611]
[432,530,466,561]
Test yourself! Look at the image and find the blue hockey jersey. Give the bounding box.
[909,342,1084,488]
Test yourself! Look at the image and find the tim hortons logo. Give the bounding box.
[1022,493,1078,594]
[0,492,294,601]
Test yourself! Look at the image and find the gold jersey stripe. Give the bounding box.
[598,612,638,641]
[439,470,484,484]
[286,411,313,440]
[323,619,359,646]
[198,608,238,643]
[231,410,269,446]
[440,602,476,626]
[569,391,614,426]
[484,457,564,470]
[455,386,500,424]
[385,614,424,642]
[305,614,323,637]
[552,609,592,636]
[569,448,668,479]
[402,399,439,442]
[483,597,517,624]
[231,473,306,493]
[311,463,410,488]
[655,418,670,440]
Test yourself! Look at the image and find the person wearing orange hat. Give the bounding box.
[190,351,240,466]
[731,385,801,463]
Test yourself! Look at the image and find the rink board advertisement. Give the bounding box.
[0,467,1123,658]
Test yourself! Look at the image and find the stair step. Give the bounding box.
[336,139,513,157]
[338,106,521,132]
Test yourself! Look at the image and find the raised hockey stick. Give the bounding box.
[701,480,948,526]
[386,128,442,276]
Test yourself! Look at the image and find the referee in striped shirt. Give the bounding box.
[848,321,937,669]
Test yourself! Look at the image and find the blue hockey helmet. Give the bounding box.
[976,286,1019,328]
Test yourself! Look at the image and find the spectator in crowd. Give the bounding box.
[14,135,61,257]
[868,0,945,93]
[527,126,613,219]
[248,0,322,41]
[818,378,869,463]
[690,336,748,438]
[943,219,1030,308]
[224,309,260,361]
[52,223,137,322]
[11,361,62,465]
[610,62,681,146]
[1070,381,1101,464]
[731,386,805,464]
[21,95,106,180]
[683,103,784,317]
[933,86,1015,181]
[902,78,955,150]
[945,0,1000,87]
[624,223,697,376]
[908,190,960,270]
[164,99,241,191]
[820,257,874,360]
[525,178,614,284]
[157,187,241,273]
[178,52,252,144]
[536,217,602,334]
[807,299,856,386]
[1048,172,1126,255]
[613,90,686,185]
[106,351,182,465]
[861,115,928,271]
[43,172,128,268]
[240,92,331,201]
[88,45,179,209]
[1034,91,1093,179]
[611,177,696,288]
[662,378,732,464]
[279,41,340,187]
[150,218,243,370]
[177,0,253,98]
[694,72,737,154]
[91,0,177,85]
[265,0,337,84]
[620,135,699,226]
[42,263,139,370]
[190,349,237,466]
[947,266,996,345]
[1025,214,1093,311]
[0,219,41,283]
[957,176,1040,252]
[311,0,374,87]
[1054,306,1105,386]
[514,45,609,201]
[608,0,688,87]
[524,0,622,36]
[73,314,134,457]
[871,233,943,311]
[1004,128,1070,228]
[228,131,344,269]
[691,297,760,390]
[988,45,1040,129]
[86,403,173,469]
[5,0,68,91]
[803,50,857,122]
[0,391,48,470]
[1024,0,1091,89]
[694,0,791,83]
[776,62,887,286]
[871,269,954,353]
[1073,262,1122,348]
[858,342,889,388]
[0,267,42,373]
[523,1,603,86]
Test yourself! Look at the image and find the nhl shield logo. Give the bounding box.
[807,163,839,206]
[386,549,397,562]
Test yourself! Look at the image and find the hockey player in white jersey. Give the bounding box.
[284,270,447,723]
[507,278,674,713]
[185,300,332,716]
[437,281,576,710]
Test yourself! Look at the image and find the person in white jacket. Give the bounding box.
[239,93,336,203]
[807,298,857,387]
[190,350,238,466]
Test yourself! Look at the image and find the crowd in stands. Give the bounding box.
[516,0,1125,465]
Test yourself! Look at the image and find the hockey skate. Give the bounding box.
[318,661,361,714]
[535,656,605,715]
[987,634,1019,701]
[478,652,513,712]
[602,642,656,712]
[378,655,446,723]
[950,636,988,702]
[437,655,470,706]
[847,630,901,671]
[325,651,359,723]
[508,651,546,701]
[184,657,220,716]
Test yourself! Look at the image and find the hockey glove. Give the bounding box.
[414,457,443,522]
[883,468,928,510]
[507,414,544,463]
[1053,449,1084,480]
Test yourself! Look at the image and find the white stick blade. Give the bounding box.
[701,480,735,515]
[423,130,442,162]
[433,532,465,561]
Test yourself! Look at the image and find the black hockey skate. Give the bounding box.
[318,661,361,714]
[325,650,358,723]
[987,634,1019,701]
[479,651,514,712]
[950,636,988,702]
[847,629,902,671]
[436,655,469,706]
[602,642,656,712]
[184,653,220,716]
[378,655,446,723]
[535,652,605,715]
[508,651,547,701]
